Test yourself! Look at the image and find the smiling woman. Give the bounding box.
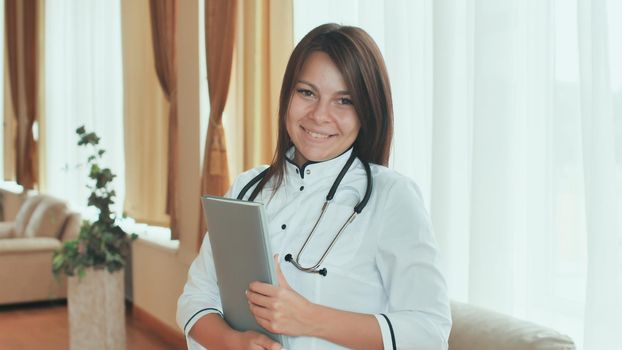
[177,23,451,350]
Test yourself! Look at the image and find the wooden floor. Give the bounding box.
[0,301,185,350]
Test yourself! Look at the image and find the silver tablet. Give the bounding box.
[201,195,286,345]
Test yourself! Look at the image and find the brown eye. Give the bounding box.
[296,88,314,98]
[338,97,353,105]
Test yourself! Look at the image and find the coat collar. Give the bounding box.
[285,147,355,183]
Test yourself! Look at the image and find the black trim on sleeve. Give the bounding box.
[380,313,397,350]
[184,308,223,334]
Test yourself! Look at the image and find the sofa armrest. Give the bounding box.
[0,236,67,305]
[0,237,62,253]
[449,301,576,350]
[60,212,81,242]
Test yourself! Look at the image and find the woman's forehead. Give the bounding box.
[296,51,349,93]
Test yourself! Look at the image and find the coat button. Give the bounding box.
[306,169,311,175]
[299,186,304,191]
[281,224,286,230]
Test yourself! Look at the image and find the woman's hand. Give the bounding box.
[188,313,282,350]
[229,330,283,350]
[245,256,383,349]
[246,255,317,337]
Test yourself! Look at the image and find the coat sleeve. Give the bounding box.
[374,176,452,350]
[176,231,222,349]
[176,166,269,349]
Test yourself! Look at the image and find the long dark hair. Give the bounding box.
[254,23,393,196]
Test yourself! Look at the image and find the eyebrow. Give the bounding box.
[297,80,351,95]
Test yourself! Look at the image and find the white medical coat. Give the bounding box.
[177,148,452,349]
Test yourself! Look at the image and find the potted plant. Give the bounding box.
[52,126,136,350]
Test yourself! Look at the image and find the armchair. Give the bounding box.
[449,301,576,350]
[0,189,80,305]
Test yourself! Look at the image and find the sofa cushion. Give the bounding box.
[23,196,68,239]
[449,301,576,350]
[0,222,15,238]
[14,195,45,237]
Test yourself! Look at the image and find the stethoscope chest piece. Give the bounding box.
[284,254,327,276]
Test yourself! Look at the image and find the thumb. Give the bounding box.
[274,254,290,289]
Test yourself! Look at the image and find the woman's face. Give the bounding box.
[286,51,361,166]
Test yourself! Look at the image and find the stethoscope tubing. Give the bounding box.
[237,151,373,276]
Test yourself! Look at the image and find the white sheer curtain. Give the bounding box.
[44,0,125,218]
[293,0,622,349]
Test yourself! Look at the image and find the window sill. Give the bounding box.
[118,218,179,251]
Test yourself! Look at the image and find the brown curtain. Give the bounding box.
[239,0,292,170]
[3,52,16,181]
[223,0,293,176]
[198,0,238,243]
[149,0,178,239]
[5,0,39,189]
[122,0,170,227]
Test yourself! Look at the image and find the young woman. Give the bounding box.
[177,23,451,350]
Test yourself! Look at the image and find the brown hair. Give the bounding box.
[251,23,393,197]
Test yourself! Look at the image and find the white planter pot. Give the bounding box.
[68,268,126,350]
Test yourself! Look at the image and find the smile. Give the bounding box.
[301,126,335,139]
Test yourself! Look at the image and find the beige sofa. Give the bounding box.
[450,301,576,350]
[0,188,81,305]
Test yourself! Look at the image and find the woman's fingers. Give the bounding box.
[248,301,272,320]
[247,289,273,308]
[254,314,275,333]
[240,330,281,350]
[249,281,277,296]
[249,331,282,350]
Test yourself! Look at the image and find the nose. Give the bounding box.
[308,99,330,123]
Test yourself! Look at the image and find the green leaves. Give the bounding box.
[76,126,100,147]
[52,126,136,279]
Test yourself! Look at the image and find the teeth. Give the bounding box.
[303,127,331,139]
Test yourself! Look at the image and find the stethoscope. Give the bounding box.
[237,151,373,277]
